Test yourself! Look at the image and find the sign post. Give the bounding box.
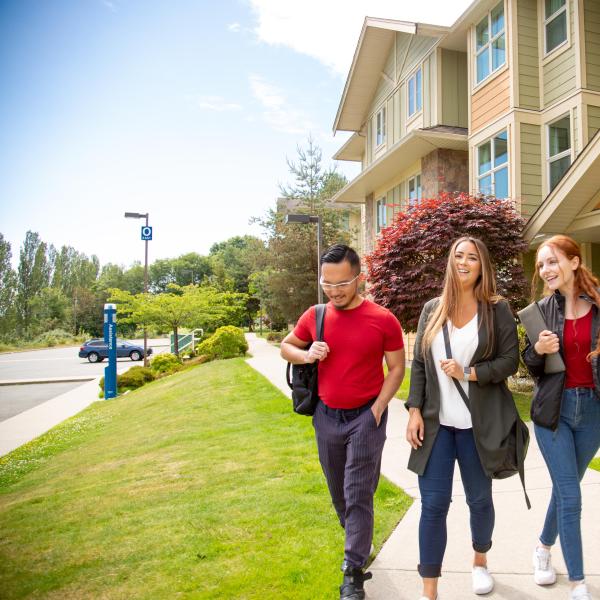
[103,303,117,399]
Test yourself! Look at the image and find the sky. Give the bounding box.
[0,0,472,269]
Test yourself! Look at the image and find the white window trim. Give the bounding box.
[543,0,568,57]
[375,107,386,149]
[408,174,422,207]
[407,67,423,120]
[474,0,506,87]
[546,114,572,191]
[476,130,509,198]
[376,197,387,232]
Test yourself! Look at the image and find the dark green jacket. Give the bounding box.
[406,298,520,477]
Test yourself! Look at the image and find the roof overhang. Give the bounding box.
[333,17,449,133]
[331,128,468,204]
[523,132,600,244]
[333,133,366,162]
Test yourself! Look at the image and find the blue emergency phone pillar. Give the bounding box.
[103,303,118,399]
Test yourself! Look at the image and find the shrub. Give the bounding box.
[149,353,183,375]
[98,366,155,395]
[33,328,76,347]
[266,331,286,343]
[196,326,248,360]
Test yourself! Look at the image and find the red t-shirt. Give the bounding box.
[564,308,594,389]
[293,299,404,409]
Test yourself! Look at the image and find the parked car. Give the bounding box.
[78,339,153,363]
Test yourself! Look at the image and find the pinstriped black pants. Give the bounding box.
[312,399,388,568]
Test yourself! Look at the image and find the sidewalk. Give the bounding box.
[245,333,600,600]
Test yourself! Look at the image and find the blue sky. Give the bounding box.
[0,0,471,268]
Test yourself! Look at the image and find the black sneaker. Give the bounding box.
[339,561,373,600]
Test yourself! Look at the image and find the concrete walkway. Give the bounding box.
[245,333,600,600]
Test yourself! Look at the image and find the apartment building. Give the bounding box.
[332,0,600,271]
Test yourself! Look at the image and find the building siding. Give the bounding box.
[588,105,600,141]
[585,0,600,91]
[542,0,576,107]
[471,69,511,132]
[397,34,438,81]
[520,122,543,218]
[441,49,469,126]
[517,0,540,109]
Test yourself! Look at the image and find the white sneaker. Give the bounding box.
[570,583,592,600]
[533,546,557,585]
[418,596,438,600]
[472,566,494,595]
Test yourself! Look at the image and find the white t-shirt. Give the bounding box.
[431,315,479,429]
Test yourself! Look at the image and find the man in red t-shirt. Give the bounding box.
[281,244,405,600]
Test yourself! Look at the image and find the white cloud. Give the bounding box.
[247,0,472,76]
[196,96,242,111]
[101,0,117,11]
[249,74,314,135]
[227,22,242,32]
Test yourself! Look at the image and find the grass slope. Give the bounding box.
[0,359,411,599]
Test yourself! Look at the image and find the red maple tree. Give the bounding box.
[365,192,529,331]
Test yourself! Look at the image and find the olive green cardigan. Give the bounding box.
[406,298,520,477]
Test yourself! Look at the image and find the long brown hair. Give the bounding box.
[422,237,501,358]
[533,234,600,359]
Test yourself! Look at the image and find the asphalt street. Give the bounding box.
[0,338,170,422]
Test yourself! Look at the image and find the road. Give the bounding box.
[0,338,170,421]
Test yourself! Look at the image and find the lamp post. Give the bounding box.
[285,213,323,304]
[124,211,150,366]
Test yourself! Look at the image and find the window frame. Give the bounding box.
[408,174,422,207]
[546,113,572,192]
[407,66,423,120]
[476,129,509,198]
[543,0,568,56]
[376,197,387,232]
[375,106,386,148]
[474,0,506,86]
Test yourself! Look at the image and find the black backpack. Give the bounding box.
[285,304,326,416]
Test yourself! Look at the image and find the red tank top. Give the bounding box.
[563,308,594,389]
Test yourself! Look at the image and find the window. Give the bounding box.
[408,174,422,207]
[408,67,422,117]
[340,211,350,230]
[548,115,571,190]
[376,198,387,232]
[477,130,508,198]
[544,0,567,54]
[475,1,506,84]
[375,107,386,147]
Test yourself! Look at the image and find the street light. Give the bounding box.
[124,211,150,366]
[285,213,323,304]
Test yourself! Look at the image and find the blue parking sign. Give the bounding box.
[141,225,152,240]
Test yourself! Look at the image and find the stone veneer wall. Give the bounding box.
[421,149,469,199]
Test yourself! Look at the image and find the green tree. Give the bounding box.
[150,253,212,292]
[17,231,51,334]
[0,234,17,336]
[253,138,349,323]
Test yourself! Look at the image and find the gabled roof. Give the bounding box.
[333,17,449,133]
[523,131,600,243]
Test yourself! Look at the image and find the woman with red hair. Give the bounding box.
[523,235,600,600]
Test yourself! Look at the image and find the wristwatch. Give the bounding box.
[463,367,471,382]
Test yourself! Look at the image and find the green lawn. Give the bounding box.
[0,359,411,600]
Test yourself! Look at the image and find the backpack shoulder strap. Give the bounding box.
[442,322,471,411]
[315,304,326,342]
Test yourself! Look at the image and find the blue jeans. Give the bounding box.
[418,425,494,578]
[535,387,600,582]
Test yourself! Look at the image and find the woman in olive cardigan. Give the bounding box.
[405,237,520,600]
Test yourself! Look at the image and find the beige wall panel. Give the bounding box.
[395,33,413,81]
[573,105,579,154]
[585,0,600,91]
[520,122,543,217]
[386,97,394,147]
[441,49,469,127]
[399,82,407,138]
[471,69,511,132]
[517,0,540,109]
[393,90,401,144]
[372,76,393,115]
[366,120,373,165]
[423,56,432,127]
[588,104,600,140]
[542,0,576,107]
[399,36,437,80]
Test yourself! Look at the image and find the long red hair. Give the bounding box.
[533,235,600,359]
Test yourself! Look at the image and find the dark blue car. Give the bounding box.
[78,339,152,363]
